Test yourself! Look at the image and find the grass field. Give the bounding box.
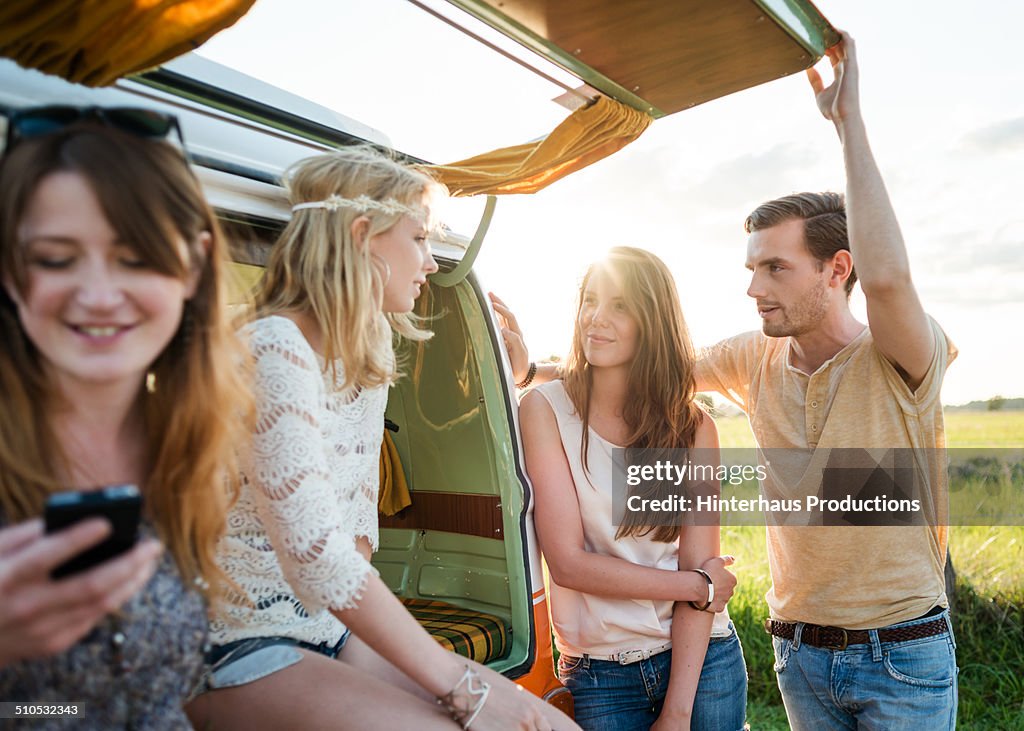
[713,410,1024,730]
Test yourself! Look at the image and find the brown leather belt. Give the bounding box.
[764,617,948,651]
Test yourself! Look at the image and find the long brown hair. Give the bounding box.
[562,246,703,542]
[0,123,253,599]
[256,146,441,390]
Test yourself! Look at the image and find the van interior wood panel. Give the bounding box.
[459,0,819,115]
[379,492,504,539]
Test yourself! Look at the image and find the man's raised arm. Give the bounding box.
[809,31,934,386]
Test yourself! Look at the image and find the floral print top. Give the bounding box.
[0,523,207,730]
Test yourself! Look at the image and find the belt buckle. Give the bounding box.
[619,647,656,664]
[617,649,642,665]
[821,628,849,651]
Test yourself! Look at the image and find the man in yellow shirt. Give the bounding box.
[502,31,957,731]
[694,31,957,731]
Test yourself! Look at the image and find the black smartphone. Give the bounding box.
[44,485,142,579]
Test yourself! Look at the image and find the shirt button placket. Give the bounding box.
[806,378,823,445]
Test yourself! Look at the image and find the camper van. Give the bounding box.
[0,0,837,717]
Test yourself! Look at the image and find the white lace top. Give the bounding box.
[211,315,387,645]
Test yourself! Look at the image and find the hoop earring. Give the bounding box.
[371,254,391,286]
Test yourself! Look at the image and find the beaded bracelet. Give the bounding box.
[515,361,537,389]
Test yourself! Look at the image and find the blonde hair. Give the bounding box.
[563,247,704,542]
[257,146,442,389]
[0,124,253,600]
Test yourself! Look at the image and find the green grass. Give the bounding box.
[946,525,1024,729]
[716,409,1024,449]
[944,410,1024,448]
[715,413,758,449]
[713,411,1024,728]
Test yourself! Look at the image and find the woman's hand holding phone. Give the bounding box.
[0,518,162,669]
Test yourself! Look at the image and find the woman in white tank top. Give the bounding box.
[519,247,748,730]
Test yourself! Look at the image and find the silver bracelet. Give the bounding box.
[437,665,491,729]
[688,568,714,611]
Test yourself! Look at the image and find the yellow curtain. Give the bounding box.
[422,95,652,197]
[378,431,412,517]
[0,0,256,87]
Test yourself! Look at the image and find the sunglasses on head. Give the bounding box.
[3,105,188,158]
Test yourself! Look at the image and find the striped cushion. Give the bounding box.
[402,598,509,665]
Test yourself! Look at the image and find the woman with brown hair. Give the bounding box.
[0,108,251,727]
[519,247,747,730]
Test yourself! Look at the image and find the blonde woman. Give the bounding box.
[519,248,747,730]
[0,109,251,726]
[189,147,578,731]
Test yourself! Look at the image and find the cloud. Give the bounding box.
[920,269,1024,306]
[962,117,1024,152]
[925,288,1024,307]
[906,229,980,274]
[880,219,1024,307]
[936,223,1023,273]
[988,220,1024,267]
[982,240,1024,270]
[690,143,821,206]
[544,137,830,237]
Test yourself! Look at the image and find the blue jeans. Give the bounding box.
[558,624,747,731]
[772,610,958,730]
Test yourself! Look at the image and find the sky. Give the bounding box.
[198,0,1024,406]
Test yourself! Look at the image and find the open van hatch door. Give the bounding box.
[433,0,838,117]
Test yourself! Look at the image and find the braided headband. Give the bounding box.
[291,193,424,219]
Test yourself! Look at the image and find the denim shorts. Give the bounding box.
[771,609,957,730]
[203,631,351,690]
[558,623,748,731]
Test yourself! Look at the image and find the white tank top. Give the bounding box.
[534,381,731,657]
